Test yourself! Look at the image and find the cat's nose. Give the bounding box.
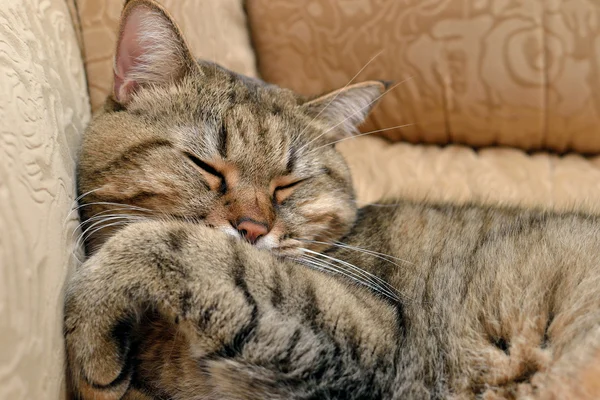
[236,219,269,244]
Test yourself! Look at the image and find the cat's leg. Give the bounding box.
[528,267,600,400]
[459,228,600,400]
[64,220,402,400]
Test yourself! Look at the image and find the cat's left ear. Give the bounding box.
[113,0,196,105]
[301,81,388,139]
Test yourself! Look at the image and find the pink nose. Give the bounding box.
[236,219,269,244]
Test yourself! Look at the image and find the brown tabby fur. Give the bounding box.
[64,1,600,399]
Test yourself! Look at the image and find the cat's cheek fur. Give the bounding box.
[295,193,357,243]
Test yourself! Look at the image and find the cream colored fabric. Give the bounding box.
[77,0,259,112]
[0,0,90,398]
[65,0,84,54]
[248,0,600,154]
[340,137,600,213]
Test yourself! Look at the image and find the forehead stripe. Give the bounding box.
[92,139,172,176]
[217,121,228,158]
[286,143,297,173]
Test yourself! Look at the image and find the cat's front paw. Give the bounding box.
[63,221,196,399]
[64,220,250,399]
[64,249,152,400]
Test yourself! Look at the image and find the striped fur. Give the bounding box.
[65,1,600,399]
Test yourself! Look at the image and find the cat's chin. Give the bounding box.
[216,224,291,253]
[214,223,327,258]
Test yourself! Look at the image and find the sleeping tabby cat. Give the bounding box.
[64,1,600,399]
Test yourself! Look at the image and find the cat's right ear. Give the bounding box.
[113,0,196,105]
[301,81,387,140]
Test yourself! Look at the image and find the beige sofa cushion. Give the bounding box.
[77,0,258,111]
[0,0,91,398]
[340,138,600,214]
[248,0,600,154]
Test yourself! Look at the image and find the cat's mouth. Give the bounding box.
[215,224,325,257]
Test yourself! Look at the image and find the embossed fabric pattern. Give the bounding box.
[338,138,600,213]
[0,0,91,398]
[247,0,600,154]
[76,0,258,111]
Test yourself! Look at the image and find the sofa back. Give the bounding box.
[247,0,600,154]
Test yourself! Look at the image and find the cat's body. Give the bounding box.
[64,1,600,399]
[67,202,600,399]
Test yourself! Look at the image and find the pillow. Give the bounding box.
[247,0,600,154]
[338,137,600,214]
[76,0,258,111]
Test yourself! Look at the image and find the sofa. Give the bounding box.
[1,0,600,397]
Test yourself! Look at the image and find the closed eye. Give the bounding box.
[185,153,227,193]
[186,153,221,176]
[273,178,308,204]
[274,179,305,192]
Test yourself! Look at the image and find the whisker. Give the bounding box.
[301,249,402,295]
[82,208,153,220]
[65,188,105,224]
[75,215,144,251]
[65,201,153,222]
[295,50,384,140]
[71,244,86,265]
[70,208,155,247]
[333,241,415,265]
[300,238,414,266]
[300,248,407,302]
[311,123,414,151]
[74,188,103,203]
[301,253,401,302]
[355,201,405,208]
[77,208,148,221]
[73,214,145,241]
[77,201,154,213]
[299,76,414,152]
[75,220,127,251]
[300,258,398,301]
[83,220,136,255]
[300,252,392,292]
[295,255,399,302]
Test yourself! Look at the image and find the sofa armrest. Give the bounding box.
[0,0,90,397]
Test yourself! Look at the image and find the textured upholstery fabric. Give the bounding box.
[76,0,258,111]
[339,137,600,213]
[247,0,600,154]
[2,1,600,398]
[0,0,91,398]
[65,0,84,53]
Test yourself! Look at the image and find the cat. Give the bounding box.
[64,1,600,399]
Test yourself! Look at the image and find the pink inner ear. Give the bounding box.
[114,9,145,103]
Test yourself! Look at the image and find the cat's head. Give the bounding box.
[77,0,386,256]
